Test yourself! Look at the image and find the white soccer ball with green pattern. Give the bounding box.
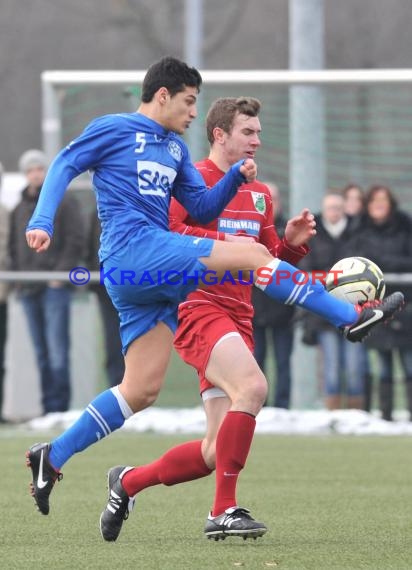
[326,256,386,304]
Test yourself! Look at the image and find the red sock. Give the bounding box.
[212,411,256,517]
[122,440,212,496]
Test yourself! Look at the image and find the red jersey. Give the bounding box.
[169,158,308,321]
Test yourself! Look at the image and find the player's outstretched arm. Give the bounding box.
[175,158,256,225]
[169,197,224,240]
[26,154,80,239]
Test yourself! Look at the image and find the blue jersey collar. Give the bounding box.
[134,113,171,137]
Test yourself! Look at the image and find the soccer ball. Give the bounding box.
[325,256,386,304]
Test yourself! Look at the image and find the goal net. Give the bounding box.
[43,69,412,214]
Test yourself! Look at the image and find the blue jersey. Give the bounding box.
[27,112,246,262]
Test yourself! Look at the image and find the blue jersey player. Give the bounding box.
[25,57,403,533]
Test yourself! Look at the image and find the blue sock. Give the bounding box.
[257,259,358,327]
[49,387,132,469]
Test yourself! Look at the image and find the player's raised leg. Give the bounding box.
[26,322,173,515]
[200,240,404,341]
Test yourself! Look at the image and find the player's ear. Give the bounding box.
[213,127,226,144]
[157,87,170,105]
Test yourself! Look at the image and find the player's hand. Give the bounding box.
[240,158,257,182]
[284,208,317,247]
[225,233,256,243]
[26,229,51,253]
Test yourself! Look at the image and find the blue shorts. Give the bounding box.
[103,226,214,352]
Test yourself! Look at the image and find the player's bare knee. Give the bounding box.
[140,387,160,408]
[249,375,268,407]
[234,241,272,268]
[120,376,162,411]
[233,372,267,413]
[250,242,272,266]
[201,438,216,470]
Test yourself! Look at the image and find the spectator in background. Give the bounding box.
[348,185,412,421]
[86,210,124,387]
[9,150,84,415]
[300,191,366,410]
[342,183,372,411]
[342,183,365,220]
[0,163,9,423]
[252,183,295,409]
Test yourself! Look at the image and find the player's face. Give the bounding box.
[163,87,198,134]
[223,113,261,165]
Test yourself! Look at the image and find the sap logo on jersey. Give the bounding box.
[137,161,177,197]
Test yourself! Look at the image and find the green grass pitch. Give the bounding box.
[2,431,412,570]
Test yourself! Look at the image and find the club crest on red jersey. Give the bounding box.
[251,192,266,214]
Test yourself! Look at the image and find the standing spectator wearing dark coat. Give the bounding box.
[347,185,412,421]
[86,211,124,387]
[300,192,366,411]
[9,150,85,414]
[252,183,295,408]
[0,163,9,422]
[342,183,373,411]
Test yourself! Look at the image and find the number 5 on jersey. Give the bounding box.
[135,132,146,153]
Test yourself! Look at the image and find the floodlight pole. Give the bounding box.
[289,0,325,410]
[184,0,204,162]
[289,0,326,213]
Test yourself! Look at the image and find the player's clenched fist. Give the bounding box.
[240,158,257,182]
[26,229,51,253]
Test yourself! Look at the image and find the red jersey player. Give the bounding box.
[170,98,313,539]
[171,158,309,393]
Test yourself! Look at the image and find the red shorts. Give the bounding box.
[174,302,254,394]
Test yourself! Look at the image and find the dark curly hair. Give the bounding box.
[141,56,202,103]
